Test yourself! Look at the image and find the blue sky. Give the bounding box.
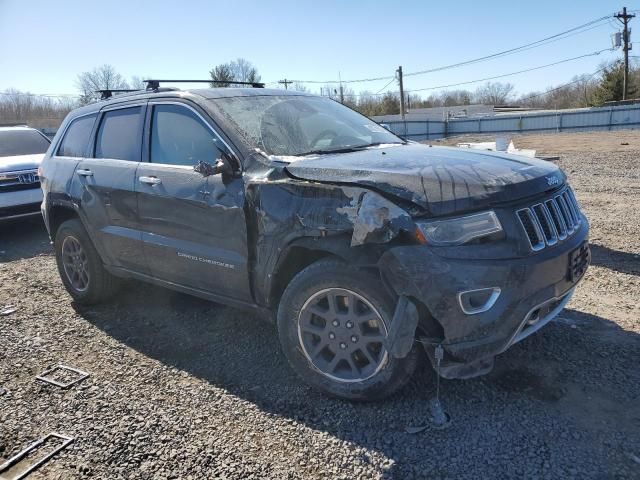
[0,0,633,99]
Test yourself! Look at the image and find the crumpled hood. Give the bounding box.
[0,153,45,173]
[284,144,565,216]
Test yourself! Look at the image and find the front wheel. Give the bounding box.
[277,259,419,400]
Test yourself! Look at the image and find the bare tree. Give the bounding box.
[209,58,261,87]
[229,58,261,83]
[209,63,235,87]
[129,76,148,90]
[292,82,308,93]
[76,65,129,104]
[474,82,515,105]
[0,89,76,129]
[320,84,340,99]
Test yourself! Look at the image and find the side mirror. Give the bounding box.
[194,156,233,177]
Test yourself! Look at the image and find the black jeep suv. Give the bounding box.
[39,87,590,400]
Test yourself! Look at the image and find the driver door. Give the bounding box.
[136,101,252,301]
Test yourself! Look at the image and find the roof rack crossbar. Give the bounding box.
[143,79,265,90]
[95,89,139,100]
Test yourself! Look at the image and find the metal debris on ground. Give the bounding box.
[405,424,429,434]
[406,343,451,433]
[625,452,640,465]
[0,433,74,480]
[429,345,452,429]
[36,365,89,389]
[456,139,537,158]
[1,305,17,316]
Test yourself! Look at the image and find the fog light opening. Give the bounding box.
[457,287,501,315]
[527,308,542,325]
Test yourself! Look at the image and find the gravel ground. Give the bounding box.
[1,131,639,479]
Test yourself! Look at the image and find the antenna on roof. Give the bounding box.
[95,89,138,100]
[143,79,265,90]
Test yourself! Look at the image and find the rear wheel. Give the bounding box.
[277,259,419,400]
[54,218,118,304]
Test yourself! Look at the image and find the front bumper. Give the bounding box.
[379,219,589,379]
[0,188,43,220]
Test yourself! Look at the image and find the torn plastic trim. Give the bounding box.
[247,177,421,307]
[337,189,415,247]
[384,295,419,358]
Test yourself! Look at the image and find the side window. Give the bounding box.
[150,104,223,166]
[94,107,143,161]
[57,114,97,157]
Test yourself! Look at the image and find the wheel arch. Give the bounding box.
[48,203,80,241]
[268,234,384,308]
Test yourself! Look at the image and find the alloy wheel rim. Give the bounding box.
[297,288,389,383]
[61,236,89,292]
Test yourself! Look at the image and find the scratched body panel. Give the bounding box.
[137,163,251,301]
[284,143,564,216]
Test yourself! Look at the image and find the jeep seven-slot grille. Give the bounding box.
[516,188,583,251]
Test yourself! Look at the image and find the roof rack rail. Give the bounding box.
[95,89,139,100]
[143,79,265,90]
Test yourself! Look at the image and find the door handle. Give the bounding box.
[76,169,93,177]
[139,176,162,186]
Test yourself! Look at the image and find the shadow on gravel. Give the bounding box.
[490,367,566,403]
[73,284,640,478]
[589,242,640,276]
[0,217,51,263]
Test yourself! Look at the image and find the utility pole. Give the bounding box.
[397,66,405,119]
[338,72,344,104]
[278,78,293,90]
[615,6,635,100]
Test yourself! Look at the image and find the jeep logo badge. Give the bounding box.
[546,176,559,186]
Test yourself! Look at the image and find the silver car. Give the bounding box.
[0,126,51,221]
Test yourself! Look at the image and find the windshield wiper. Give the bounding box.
[294,141,404,157]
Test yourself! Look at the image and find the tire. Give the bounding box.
[277,258,419,401]
[54,218,119,305]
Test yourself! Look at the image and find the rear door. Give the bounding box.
[136,101,252,301]
[72,103,147,273]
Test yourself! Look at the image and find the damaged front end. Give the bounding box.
[248,160,589,381]
[378,213,589,379]
[246,168,423,306]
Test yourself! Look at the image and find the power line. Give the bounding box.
[517,67,605,102]
[402,48,613,94]
[290,73,394,85]
[403,17,612,78]
[351,48,613,97]
[286,14,613,84]
[374,77,397,94]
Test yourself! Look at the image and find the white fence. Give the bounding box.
[382,104,640,140]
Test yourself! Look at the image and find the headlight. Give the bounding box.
[416,211,502,246]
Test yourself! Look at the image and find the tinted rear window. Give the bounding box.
[0,129,51,157]
[94,107,142,161]
[57,115,97,157]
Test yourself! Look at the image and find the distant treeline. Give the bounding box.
[1,59,638,129]
[0,90,75,129]
[329,60,640,117]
